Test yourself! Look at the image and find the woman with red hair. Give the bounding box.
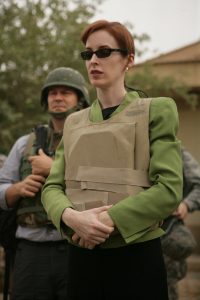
[42,20,183,300]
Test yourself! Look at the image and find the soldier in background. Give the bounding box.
[162,147,200,300]
[0,67,89,300]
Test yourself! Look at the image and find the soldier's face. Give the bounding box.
[48,86,78,112]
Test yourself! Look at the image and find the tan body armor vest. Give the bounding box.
[63,98,152,211]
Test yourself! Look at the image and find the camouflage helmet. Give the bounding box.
[41,67,90,108]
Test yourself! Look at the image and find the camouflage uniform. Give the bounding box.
[164,256,187,300]
[162,147,200,300]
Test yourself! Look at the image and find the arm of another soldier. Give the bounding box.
[0,135,45,209]
[174,148,200,219]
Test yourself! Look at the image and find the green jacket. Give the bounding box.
[42,91,183,248]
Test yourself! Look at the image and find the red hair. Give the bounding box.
[81,20,135,55]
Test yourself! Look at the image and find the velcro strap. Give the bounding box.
[74,166,151,187]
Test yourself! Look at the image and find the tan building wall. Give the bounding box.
[142,62,200,87]
[134,40,200,162]
[134,40,200,88]
[178,106,200,162]
[151,41,200,63]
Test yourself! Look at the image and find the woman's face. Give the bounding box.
[84,30,130,89]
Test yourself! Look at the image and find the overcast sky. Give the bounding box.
[93,0,200,62]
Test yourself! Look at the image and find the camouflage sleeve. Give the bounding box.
[182,148,200,212]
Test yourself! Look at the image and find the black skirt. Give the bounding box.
[66,238,168,300]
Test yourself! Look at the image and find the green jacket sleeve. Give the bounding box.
[108,97,183,243]
[42,138,73,231]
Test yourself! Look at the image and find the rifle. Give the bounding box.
[34,125,49,155]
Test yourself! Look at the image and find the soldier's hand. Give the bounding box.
[18,174,46,197]
[29,149,53,176]
[172,202,189,220]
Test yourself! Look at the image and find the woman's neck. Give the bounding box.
[97,86,127,109]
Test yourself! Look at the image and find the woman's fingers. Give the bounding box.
[72,232,80,242]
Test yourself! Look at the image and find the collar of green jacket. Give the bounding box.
[90,91,140,122]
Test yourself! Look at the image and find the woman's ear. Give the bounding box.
[125,54,134,72]
[128,53,134,69]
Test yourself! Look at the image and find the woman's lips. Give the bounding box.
[90,70,103,75]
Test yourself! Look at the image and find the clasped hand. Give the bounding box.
[62,206,114,249]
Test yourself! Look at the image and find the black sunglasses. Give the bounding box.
[80,48,128,60]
